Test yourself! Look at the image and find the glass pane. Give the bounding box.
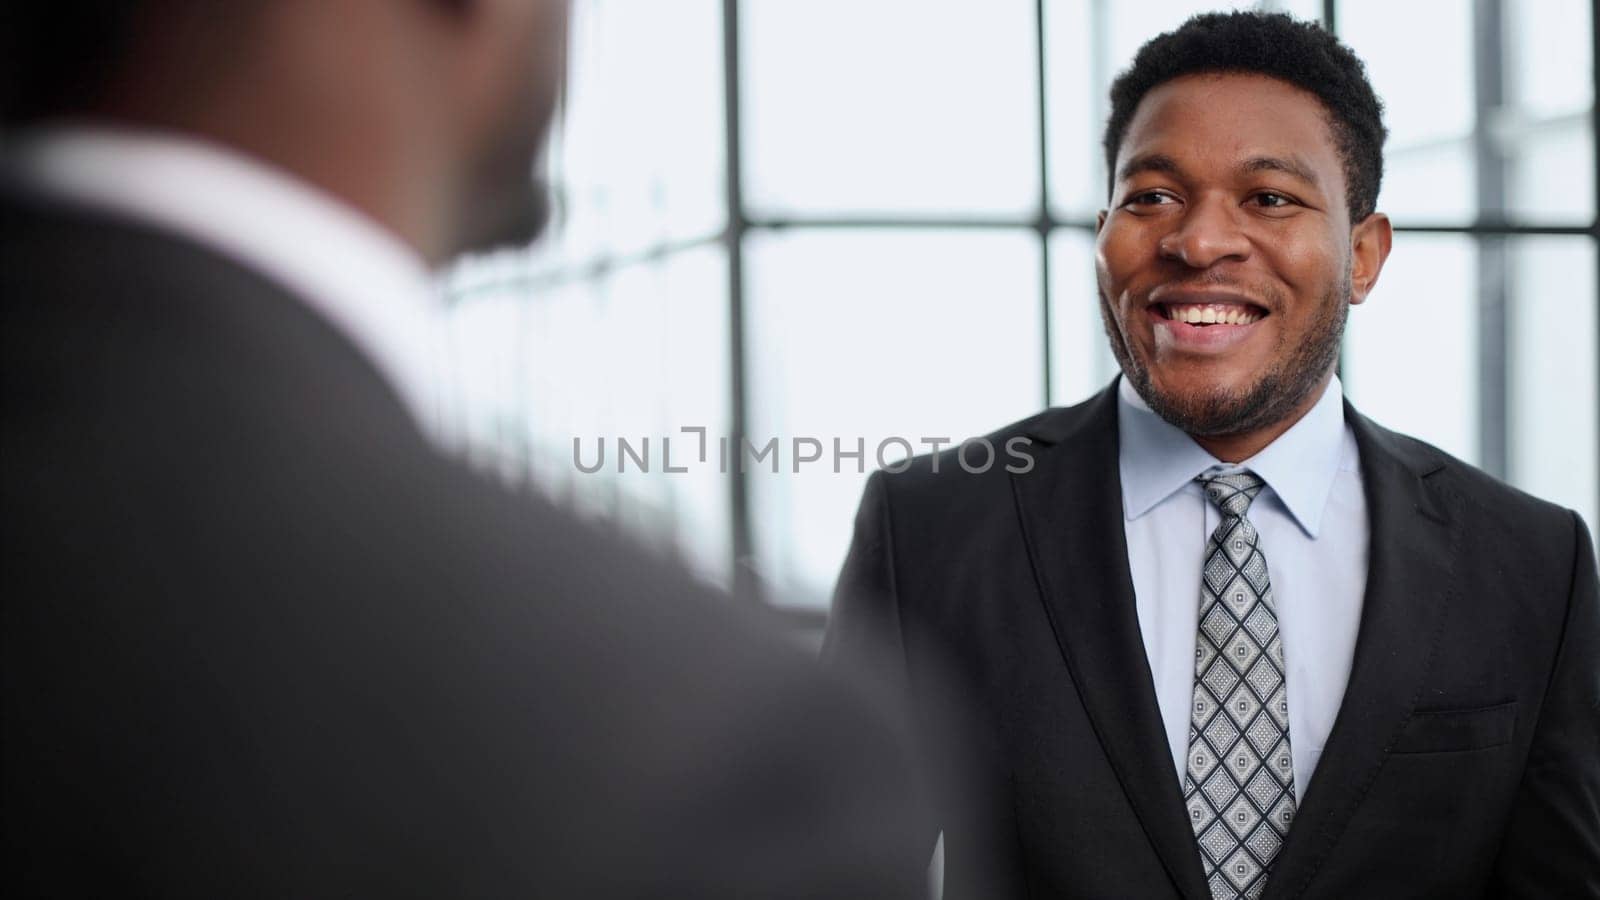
[1342,233,1479,464]
[1506,117,1595,225]
[1506,0,1592,120]
[1508,238,1599,539]
[1044,0,1098,219]
[741,0,1040,216]
[521,278,609,502]
[1049,227,1119,406]
[1503,0,1594,224]
[745,230,1045,606]
[545,0,725,265]
[442,289,529,478]
[1265,0,1324,19]
[1337,0,1477,224]
[1384,140,1477,223]
[494,247,734,589]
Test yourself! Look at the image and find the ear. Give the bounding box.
[1348,212,1392,306]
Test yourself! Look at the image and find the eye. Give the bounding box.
[1122,190,1178,209]
[1250,191,1296,209]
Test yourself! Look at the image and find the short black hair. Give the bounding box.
[0,2,264,133]
[1102,11,1387,222]
[0,3,144,131]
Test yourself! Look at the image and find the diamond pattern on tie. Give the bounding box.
[1182,468,1297,900]
[1194,685,1219,728]
[1203,712,1242,759]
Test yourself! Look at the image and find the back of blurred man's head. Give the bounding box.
[1,0,568,262]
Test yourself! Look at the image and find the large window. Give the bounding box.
[444,0,1600,617]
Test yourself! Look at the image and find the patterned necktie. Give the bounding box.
[1183,468,1296,900]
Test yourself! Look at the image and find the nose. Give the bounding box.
[1157,196,1251,269]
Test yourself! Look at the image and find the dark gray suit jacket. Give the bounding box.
[1,185,930,898]
[827,383,1600,899]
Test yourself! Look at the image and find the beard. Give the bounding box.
[453,165,551,257]
[450,30,563,258]
[451,109,555,257]
[1101,269,1350,438]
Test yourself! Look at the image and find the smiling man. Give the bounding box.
[826,12,1599,900]
[1100,69,1386,464]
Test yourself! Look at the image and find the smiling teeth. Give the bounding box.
[1164,304,1260,325]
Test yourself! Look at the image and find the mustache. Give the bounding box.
[1144,273,1285,313]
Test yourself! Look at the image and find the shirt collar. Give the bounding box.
[1117,374,1348,538]
[6,123,449,442]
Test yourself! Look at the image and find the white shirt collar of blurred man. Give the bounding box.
[8,124,457,447]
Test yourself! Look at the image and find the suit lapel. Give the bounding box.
[1261,404,1458,900]
[1011,386,1212,900]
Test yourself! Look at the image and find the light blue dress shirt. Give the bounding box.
[1117,376,1369,803]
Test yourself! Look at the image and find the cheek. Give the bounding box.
[1093,260,1140,345]
[1095,230,1145,308]
[1265,230,1348,301]
[528,1,570,82]
[488,1,565,93]
[1092,255,1117,307]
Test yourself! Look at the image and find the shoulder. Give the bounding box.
[3,184,359,423]
[320,458,935,895]
[1349,408,1586,559]
[2,178,240,286]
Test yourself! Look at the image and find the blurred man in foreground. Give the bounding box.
[1,2,928,896]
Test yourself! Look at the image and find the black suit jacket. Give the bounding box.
[1,186,930,898]
[826,382,1600,899]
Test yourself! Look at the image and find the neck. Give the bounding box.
[91,15,454,264]
[1187,371,1334,463]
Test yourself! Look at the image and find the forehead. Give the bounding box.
[1117,72,1343,182]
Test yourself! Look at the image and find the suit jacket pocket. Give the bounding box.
[1391,700,1518,754]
